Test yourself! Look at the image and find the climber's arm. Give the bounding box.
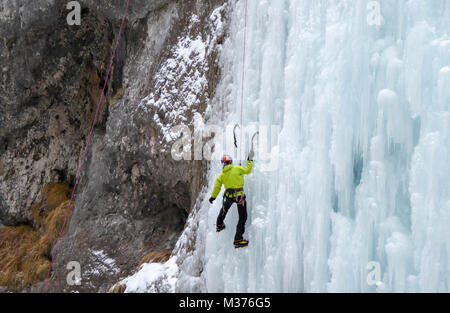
[239,160,253,175]
[211,174,223,199]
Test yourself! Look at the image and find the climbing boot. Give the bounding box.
[216,224,226,232]
[234,239,249,248]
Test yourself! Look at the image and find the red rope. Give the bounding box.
[40,0,131,293]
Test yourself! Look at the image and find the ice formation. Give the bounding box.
[124,0,449,293]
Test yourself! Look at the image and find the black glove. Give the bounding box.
[209,197,215,204]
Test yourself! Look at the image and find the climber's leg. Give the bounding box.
[216,196,233,232]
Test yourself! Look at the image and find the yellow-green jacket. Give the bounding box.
[211,160,253,199]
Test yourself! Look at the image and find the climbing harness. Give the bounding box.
[225,187,244,200]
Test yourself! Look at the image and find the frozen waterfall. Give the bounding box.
[124,0,449,293]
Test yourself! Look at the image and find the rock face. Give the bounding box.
[1,0,114,225]
[0,0,228,292]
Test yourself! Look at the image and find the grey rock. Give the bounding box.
[79,0,172,23]
[0,0,118,225]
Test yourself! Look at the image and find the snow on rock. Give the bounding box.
[135,4,227,144]
[85,250,120,278]
[123,257,179,293]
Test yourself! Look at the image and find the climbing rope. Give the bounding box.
[239,0,249,162]
[40,0,131,292]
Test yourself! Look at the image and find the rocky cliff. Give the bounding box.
[0,0,228,292]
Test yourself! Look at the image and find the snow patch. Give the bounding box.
[123,257,179,293]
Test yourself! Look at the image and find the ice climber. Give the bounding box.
[209,151,254,248]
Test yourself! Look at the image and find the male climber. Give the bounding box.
[209,151,254,248]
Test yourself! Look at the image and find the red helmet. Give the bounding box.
[221,154,232,165]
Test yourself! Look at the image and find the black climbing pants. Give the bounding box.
[216,195,247,241]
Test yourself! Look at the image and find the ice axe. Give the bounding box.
[234,124,259,161]
[248,131,259,161]
[233,124,241,164]
[233,124,240,149]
